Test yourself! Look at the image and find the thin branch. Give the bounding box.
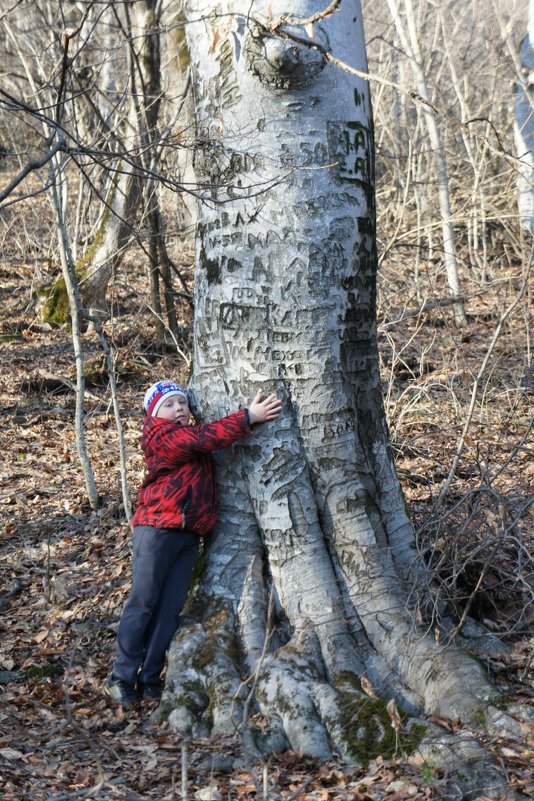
[0,91,294,209]
[261,17,430,107]
[277,0,342,26]
[0,138,64,203]
[0,0,25,24]
[435,258,533,507]
[91,317,132,522]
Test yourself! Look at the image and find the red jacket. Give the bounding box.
[131,410,252,535]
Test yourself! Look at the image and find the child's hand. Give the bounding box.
[248,392,282,424]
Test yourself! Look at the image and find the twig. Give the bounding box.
[435,258,533,507]
[263,763,269,801]
[277,0,342,26]
[91,317,132,521]
[181,741,188,801]
[445,538,501,645]
[0,0,25,24]
[55,4,97,125]
[0,139,64,203]
[262,17,429,108]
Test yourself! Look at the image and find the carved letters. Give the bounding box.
[327,121,372,184]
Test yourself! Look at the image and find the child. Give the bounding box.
[104,380,282,706]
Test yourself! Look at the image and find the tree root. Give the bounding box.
[155,592,532,801]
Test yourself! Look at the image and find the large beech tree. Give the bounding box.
[158,0,527,767]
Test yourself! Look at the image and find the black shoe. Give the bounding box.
[104,674,138,706]
[139,681,163,701]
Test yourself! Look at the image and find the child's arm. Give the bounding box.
[148,395,282,466]
[150,410,251,463]
[248,392,283,424]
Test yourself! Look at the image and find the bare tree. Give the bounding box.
[1,0,530,777]
[385,0,467,325]
[0,0,187,338]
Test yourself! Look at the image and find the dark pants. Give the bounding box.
[113,526,199,686]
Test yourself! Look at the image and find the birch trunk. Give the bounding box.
[77,1,152,319]
[385,0,468,326]
[160,0,518,765]
[515,0,534,236]
[67,0,165,321]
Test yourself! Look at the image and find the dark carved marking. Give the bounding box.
[219,303,267,329]
[327,121,372,184]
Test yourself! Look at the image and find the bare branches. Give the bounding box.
[275,0,343,27]
[0,137,64,203]
[435,255,533,507]
[263,20,424,103]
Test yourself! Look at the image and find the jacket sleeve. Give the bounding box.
[150,409,252,464]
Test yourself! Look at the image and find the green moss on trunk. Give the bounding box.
[337,692,427,764]
[37,275,71,327]
[37,177,116,326]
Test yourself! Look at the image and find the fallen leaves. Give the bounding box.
[0,748,26,761]
[0,247,533,801]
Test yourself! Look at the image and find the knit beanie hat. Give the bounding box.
[143,381,188,417]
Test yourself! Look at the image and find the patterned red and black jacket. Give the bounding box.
[131,410,252,535]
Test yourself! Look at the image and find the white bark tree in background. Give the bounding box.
[385,0,468,326]
[46,1,153,322]
[515,0,534,236]
[1,0,186,336]
[159,0,525,770]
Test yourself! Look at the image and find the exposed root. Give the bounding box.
[412,725,522,800]
[156,604,245,738]
[156,592,532,801]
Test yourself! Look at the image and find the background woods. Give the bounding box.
[0,1,533,800]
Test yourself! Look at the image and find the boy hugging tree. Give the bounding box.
[105,380,282,706]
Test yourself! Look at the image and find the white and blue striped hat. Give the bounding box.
[143,381,188,416]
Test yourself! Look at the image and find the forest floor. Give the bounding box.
[0,229,533,800]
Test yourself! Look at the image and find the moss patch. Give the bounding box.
[158,678,208,721]
[36,177,116,327]
[338,692,427,765]
[37,275,71,327]
[21,663,63,679]
[192,638,218,671]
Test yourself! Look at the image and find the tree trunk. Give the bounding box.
[161,0,518,766]
[51,156,100,510]
[515,0,534,236]
[385,0,467,326]
[78,165,140,319]
[41,0,165,324]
